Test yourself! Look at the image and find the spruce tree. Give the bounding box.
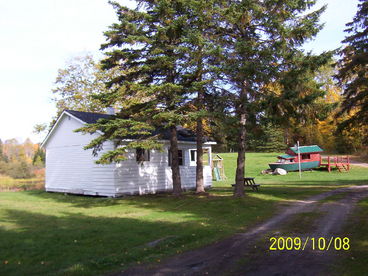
[217,0,331,197]
[336,0,368,134]
[256,124,286,152]
[79,1,196,196]
[181,0,221,194]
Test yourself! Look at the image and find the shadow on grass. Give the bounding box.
[3,177,365,276]
[0,190,278,276]
[0,208,212,276]
[25,190,122,208]
[24,178,362,210]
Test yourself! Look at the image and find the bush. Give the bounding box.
[6,161,34,179]
[0,161,8,175]
[33,168,45,178]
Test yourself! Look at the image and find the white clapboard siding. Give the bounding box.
[44,113,116,196]
[114,148,170,195]
[114,144,212,195]
[203,166,213,187]
[43,111,213,197]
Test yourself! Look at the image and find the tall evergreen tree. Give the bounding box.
[255,124,286,152]
[217,0,331,197]
[181,0,221,194]
[336,0,368,137]
[79,1,197,196]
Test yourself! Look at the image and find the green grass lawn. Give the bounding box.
[0,152,367,276]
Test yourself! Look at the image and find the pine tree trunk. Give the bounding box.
[195,51,205,194]
[196,117,205,193]
[234,85,247,197]
[170,125,182,196]
[284,128,289,145]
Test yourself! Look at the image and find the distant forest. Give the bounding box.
[0,138,45,179]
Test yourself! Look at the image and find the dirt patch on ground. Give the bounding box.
[113,185,368,276]
[349,160,368,168]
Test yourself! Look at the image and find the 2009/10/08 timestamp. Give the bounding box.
[269,237,350,251]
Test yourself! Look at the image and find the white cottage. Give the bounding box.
[42,110,214,197]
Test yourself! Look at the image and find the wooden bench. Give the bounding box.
[231,177,260,192]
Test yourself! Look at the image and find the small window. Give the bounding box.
[189,148,210,166]
[190,150,197,162]
[136,148,150,162]
[168,149,184,166]
[301,154,310,160]
[189,149,197,166]
[178,150,184,165]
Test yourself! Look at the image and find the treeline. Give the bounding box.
[0,138,45,179]
[212,57,368,154]
[214,81,367,155]
[216,120,367,154]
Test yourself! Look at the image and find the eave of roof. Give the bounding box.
[41,110,105,148]
[65,110,112,124]
[41,110,215,148]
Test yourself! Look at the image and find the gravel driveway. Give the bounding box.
[114,185,368,276]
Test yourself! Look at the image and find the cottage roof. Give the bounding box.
[42,109,208,148]
[65,110,111,124]
[66,110,199,142]
[289,145,323,154]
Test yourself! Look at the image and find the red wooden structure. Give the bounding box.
[284,148,322,163]
[320,156,350,172]
[269,145,324,171]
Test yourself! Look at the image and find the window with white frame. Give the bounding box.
[189,148,210,166]
[190,149,197,166]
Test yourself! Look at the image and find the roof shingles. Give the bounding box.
[65,110,199,142]
[66,110,112,124]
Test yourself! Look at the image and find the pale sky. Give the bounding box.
[0,0,360,143]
